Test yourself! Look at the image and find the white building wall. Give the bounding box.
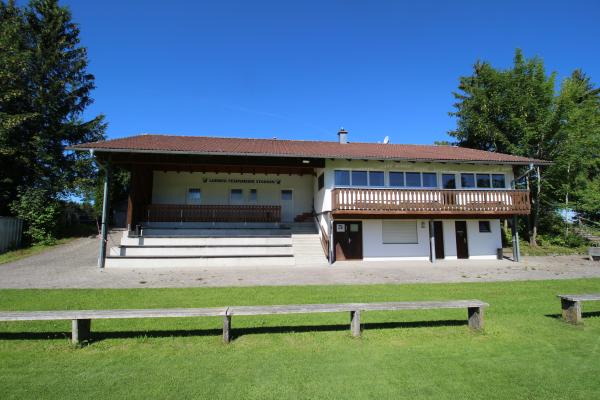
[152,171,314,219]
[362,219,431,261]
[466,219,502,259]
[359,218,502,261]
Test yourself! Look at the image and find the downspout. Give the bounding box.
[328,214,335,265]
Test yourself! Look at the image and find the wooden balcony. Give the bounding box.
[331,188,530,217]
[145,204,281,223]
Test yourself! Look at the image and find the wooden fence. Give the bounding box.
[0,217,23,254]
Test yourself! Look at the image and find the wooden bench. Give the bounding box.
[558,294,600,324]
[588,247,600,261]
[0,300,487,345]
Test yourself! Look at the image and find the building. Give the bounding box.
[71,130,547,268]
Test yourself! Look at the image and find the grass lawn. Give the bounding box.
[1,279,600,399]
[0,238,77,265]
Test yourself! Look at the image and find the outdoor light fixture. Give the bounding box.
[302,160,310,164]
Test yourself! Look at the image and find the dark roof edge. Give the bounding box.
[66,146,552,166]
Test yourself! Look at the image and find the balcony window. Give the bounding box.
[476,174,491,188]
[187,188,201,204]
[351,171,368,186]
[422,173,437,188]
[389,172,404,187]
[442,174,456,189]
[334,170,350,186]
[405,172,421,187]
[369,171,385,187]
[492,174,506,189]
[461,173,475,188]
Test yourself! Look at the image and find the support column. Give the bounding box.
[561,299,582,324]
[511,215,520,262]
[350,310,361,337]
[429,220,436,263]
[71,319,91,345]
[467,307,484,330]
[98,161,111,269]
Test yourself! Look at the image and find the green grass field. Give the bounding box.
[1,279,600,399]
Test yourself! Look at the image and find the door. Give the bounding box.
[433,221,445,259]
[280,189,294,222]
[334,221,363,260]
[455,221,469,259]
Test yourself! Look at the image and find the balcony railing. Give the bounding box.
[145,204,281,223]
[331,188,530,215]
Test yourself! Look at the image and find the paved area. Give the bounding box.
[0,231,599,289]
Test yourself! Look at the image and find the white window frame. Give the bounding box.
[382,220,419,244]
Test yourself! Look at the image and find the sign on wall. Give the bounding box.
[201,177,282,185]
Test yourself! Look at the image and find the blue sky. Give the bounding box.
[62,0,600,144]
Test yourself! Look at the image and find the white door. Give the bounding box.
[280,189,294,222]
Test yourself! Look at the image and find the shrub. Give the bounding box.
[10,188,60,245]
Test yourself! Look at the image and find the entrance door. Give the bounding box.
[280,189,294,222]
[334,221,363,260]
[433,221,445,259]
[455,221,469,259]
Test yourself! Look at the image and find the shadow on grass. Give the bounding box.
[544,311,600,320]
[0,319,467,344]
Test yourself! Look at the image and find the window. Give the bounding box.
[248,189,257,202]
[230,189,243,203]
[334,170,350,186]
[369,171,385,187]
[476,174,491,188]
[406,172,421,187]
[187,188,201,204]
[389,172,404,187]
[317,173,324,190]
[492,174,506,189]
[281,190,293,201]
[442,174,456,189]
[382,221,418,244]
[422,173,437,188]
[479,221,491,233]
[351,171,368,186]
[461,173,475,188]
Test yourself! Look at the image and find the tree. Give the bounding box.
[546,70,600,222]
[0,0,105,243]
[449,49,558,245]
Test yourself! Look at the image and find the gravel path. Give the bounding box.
[0,232,599,289]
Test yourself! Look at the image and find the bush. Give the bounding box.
[10,188,60,245]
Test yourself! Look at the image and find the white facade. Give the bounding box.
[149,160,511,262]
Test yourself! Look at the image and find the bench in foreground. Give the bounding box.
[558,294,600,324]
[0,300,488,345]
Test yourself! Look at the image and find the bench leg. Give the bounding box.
[467,307,484,331]
[350,310,361,337]
[561,299,582,324]
[71,319,91,345]
[223,315,232,343]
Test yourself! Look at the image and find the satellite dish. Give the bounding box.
[383,136,390,144]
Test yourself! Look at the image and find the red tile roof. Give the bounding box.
[70,134,549,165]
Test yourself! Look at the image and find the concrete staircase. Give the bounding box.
[105,222,327,268]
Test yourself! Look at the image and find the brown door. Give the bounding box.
[455,221,469,259]
[334,221,363,260]
[434,221,445,259]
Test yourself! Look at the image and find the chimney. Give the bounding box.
[338,128,348,144]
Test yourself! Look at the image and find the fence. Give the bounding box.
[0,217,23,254]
